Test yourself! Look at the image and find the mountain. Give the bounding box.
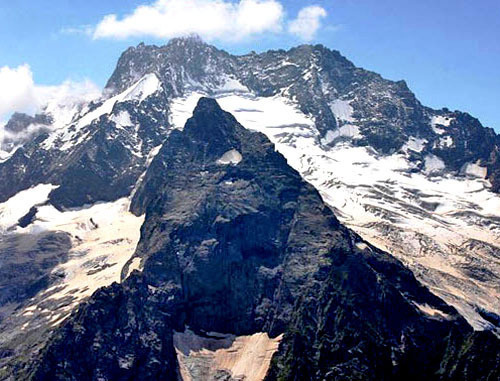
[0,36,499,379]
[26,98,500,380]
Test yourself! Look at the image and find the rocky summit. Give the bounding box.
[0,37,499,380]
[20,98,499,380]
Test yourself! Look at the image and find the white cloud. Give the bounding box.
[288,5,327,41]
[0,64,100,120]
[0,64,101,148]
[93,0,284,41]
[0,65,39,119]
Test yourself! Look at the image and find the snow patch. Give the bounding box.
[122,73,161,103]
[415,303,450,320]
[215,77,249,94]
[20,198,144,314]
[42,74,160,151]
[170,92,316,139]
[464,162,487,178]
[321,124,360,145]
[0,184,58,232]
[111,110,133,129]
[330,99,354,122]
[432,115,453,127]
[402,137,427,153]
[125,257,142,279]
[0,147,17,163]
[355,242,369,251]
[217,149,242,165]
[431,115,453,134]
[424,154,446,174]
[438,135,453,148]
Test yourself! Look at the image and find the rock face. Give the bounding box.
[0,232,71,314]
[26,99,499,380]
[0,76,170,209]
[1,112,52,152]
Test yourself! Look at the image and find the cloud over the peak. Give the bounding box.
[288,5,327,41]
[93,0,285,41]
[0,64,100,130]
[0,65,39,119]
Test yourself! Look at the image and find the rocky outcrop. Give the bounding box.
[1,112,52,152]
[26,99,499,380]
[0,232,71,314]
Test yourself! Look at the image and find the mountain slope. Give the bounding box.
[27,99,500,380]
[103,37,500,329]
[0,37,499,377]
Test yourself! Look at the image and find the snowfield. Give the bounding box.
[0,195,144,329]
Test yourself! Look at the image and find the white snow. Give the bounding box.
[330,99,354,122]
[0,183,58,232]
[18,197,144,323]
[81,73,159,127]
[122,73,161,103]
[111,110,133,129]
[355,242,369,251]
[170,94,203,129]
[414,303,450,320]
[431,115,454,134]
[321,124,361,145]
[125,257,143,279]
[424,154,446,174]
[432,115,453,127]
[402,137,427,152]
[170,92,315,135]
[42,74,161,151]
[217,149,242,165]
[214,77,249,94]
[174,328,282,381]
[464,162,487,178]
[0,147,16,163]
[438,135,453,148]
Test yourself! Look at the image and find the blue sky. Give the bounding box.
[0,0,499,131]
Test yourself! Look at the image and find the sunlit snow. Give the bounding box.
[217,149,242,165]
[0,183,58,232]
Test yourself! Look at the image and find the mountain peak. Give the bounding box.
[192,96,223,114]
[183,97,241,152]
[167,34,206,47]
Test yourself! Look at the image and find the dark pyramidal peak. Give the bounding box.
[25,99,499,380]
